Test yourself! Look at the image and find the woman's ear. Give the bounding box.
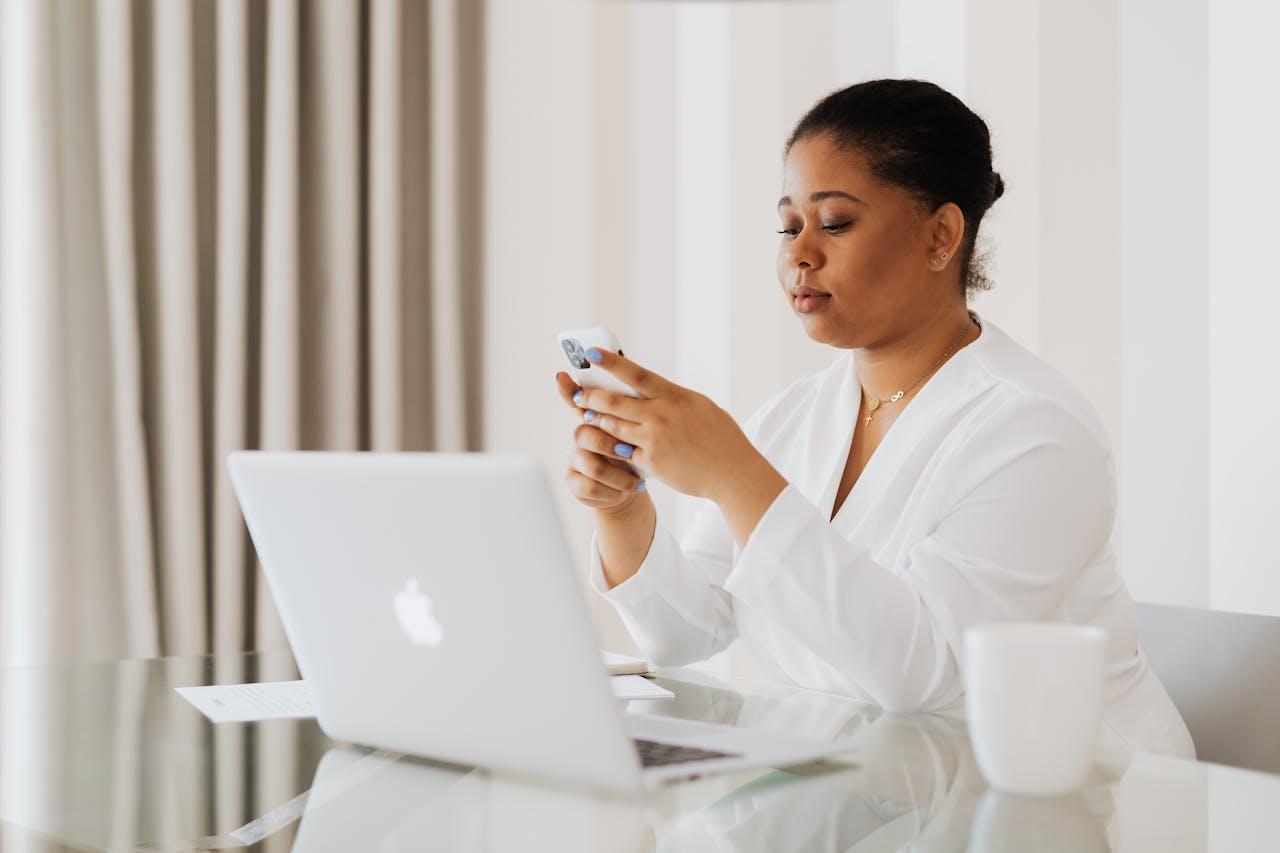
[927,202,966,270]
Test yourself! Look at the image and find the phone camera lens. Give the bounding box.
[563,339,589,369]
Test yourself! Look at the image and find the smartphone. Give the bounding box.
[556,326,639,398]
[557,325,645,480]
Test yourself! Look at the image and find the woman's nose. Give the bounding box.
[785,230,821,270]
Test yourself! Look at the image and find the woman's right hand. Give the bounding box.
[555,371,647,514]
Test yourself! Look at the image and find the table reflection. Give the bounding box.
[283,669,1126,852]
[969,790,1111,853]
[645,676,1120,852]
[290,748,653,853]
[1,651,1250,852]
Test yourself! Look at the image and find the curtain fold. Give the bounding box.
[152,0,209,658]
[97,0,164,663]
[369,0,403,451]
[212,0,253,658]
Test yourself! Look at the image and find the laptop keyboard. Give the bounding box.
[633,738,741,768]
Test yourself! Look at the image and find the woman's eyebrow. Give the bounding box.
[776,190,865,210]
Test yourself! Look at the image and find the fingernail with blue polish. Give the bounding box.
[585,348,602,362]
[636,480,647,493]
[583,409,596,423]
[572,390,585,406]
[614,442,634,458]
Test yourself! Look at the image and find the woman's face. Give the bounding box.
[776,133,961,349]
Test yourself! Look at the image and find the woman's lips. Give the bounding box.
[792,287,832,314]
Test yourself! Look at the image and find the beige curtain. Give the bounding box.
[0,0,486,670]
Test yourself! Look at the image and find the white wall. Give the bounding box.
[483,0,1280,655]
[1207,0,1280,614]
[1120,0,1210,607]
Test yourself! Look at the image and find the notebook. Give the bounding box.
[602,650,650,676]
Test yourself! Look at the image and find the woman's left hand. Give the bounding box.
[562,348,762,502]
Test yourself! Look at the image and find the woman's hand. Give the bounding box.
[555,371,647,514]
[565,348,769,503]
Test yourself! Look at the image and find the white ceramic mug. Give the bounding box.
[964,623,1108,796]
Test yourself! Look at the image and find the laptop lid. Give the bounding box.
[227,451,643,790]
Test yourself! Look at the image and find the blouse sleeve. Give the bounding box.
[586,384,802,666]
[588,498,738,665]
[720,395,1116,711]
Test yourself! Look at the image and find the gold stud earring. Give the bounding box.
[930,258,943,268]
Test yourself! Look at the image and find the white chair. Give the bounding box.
[1136,602,1280,774]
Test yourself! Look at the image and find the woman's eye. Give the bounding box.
[776,222,851,237]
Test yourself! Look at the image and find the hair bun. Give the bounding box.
[991,172,1005,202]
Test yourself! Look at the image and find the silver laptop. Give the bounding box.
[227,451,846,791]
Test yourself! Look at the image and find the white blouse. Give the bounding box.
[589,312,1194,759]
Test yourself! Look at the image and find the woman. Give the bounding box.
[553,79,1193,758]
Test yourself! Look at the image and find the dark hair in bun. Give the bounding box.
[785,79,1004,297]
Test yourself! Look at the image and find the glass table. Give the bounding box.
[0,649,1276,851]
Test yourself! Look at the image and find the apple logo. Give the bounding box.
[394,579,443,647]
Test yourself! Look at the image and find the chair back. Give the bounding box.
[1137,602,1280,774]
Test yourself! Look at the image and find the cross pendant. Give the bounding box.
[864,397,881,428]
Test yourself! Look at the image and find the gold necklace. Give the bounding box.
[863,320,976,427]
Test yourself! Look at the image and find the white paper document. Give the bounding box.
[175,680,316,723]
[611,675,673,701]
[601,650,650,675]
[178,673,672,723]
